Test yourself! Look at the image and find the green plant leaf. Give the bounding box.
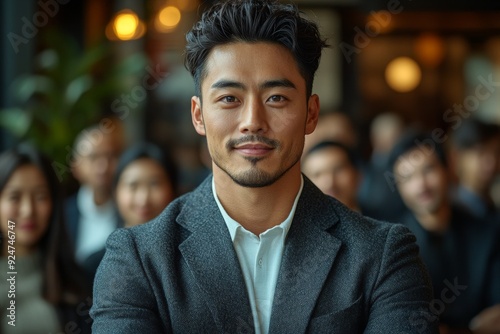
[65,75,93,105]
[10,75,54,103]
[0,109,31,137]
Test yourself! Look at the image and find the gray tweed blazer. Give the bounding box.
[91,176,438,333]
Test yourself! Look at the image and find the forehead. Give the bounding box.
[310,146,350,164]
[77,133,121,156]
[201,42,305,91]
[395,148,441,173]
[3,164,48,189]
[120,159,166,179]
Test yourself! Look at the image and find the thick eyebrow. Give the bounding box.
[260,79,296,90]
[210,79,296,91]
[211,80,246,90]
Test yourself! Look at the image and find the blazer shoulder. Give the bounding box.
[328,199,417,253]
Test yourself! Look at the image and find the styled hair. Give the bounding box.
[388,130,448,171]
[304,140,361,169]
[451,118,500,150]
[185,0,328,97]
[113,142,178,195]
[0,144,89,306]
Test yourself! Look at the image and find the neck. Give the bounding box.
[415,203,451,233]
[93,188,111,206]
[213,165,302,236]
[462,182,491,202]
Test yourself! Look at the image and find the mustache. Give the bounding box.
[226,135,280,150]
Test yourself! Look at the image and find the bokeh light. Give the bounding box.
[385,57,422,93]
[155,6,181,32]
[106,9,145,41]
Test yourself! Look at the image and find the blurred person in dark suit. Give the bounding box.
[65,120,124,279]
[389,131,500,333]
[450,118,500,223]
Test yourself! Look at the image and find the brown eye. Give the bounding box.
[268,95,285,103]
[221,96,238,103]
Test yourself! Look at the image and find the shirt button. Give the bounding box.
[258,258,263,268]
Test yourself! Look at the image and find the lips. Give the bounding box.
[18,221,37,231]
[234,143,273,156]
[417,190,434,202]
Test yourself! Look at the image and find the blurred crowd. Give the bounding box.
[0,111,499,333]
[303,112,500,333]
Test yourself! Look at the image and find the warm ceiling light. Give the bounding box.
[415,33,445,68]
[114,11,138,39]
[155,6,181,32]
[385,57,422,93]
[106,9,146,41]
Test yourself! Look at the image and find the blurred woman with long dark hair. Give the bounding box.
[0,144,91,334]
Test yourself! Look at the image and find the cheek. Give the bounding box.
[278,109,306,132]
[0,200,16,222]
[397,183,414,201]
[116,188,134,211]
[429,174,446,194]
[0,202,13,236]
[205,113,234,135]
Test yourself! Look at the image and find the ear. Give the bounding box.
[191,96,206,136]
[305,94,320,135]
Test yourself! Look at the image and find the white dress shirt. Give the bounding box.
[212,177,304,334]
[75,186,117,263]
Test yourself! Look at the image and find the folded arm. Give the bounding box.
[90,228,167,333]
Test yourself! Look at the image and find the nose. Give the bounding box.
[94,156,109,174]
[20,196,34,218]
[238,98,268,134]
[135,187,150,206]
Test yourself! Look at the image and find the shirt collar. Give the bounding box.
[212,175,304,242]
[77,185,114,217]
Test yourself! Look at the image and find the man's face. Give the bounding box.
[73,133,122,192]
[457,136,500,193]
[302,146,360,209]
[191,42,319,187]
[394,149,448,216]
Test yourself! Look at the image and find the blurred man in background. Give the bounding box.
[65,118,124,279]
[450,118,500,223]
[389,130,500,333]
[302,140,362,212]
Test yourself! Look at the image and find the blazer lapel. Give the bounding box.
[177,178,255,333]
[269,178,342,334]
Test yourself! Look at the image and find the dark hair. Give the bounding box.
[185,0,328,97]
[113,142,178,195]
[451,118,500,150]
[304,140,361,169]
[388,130,448,171]
[0,144,89,306]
